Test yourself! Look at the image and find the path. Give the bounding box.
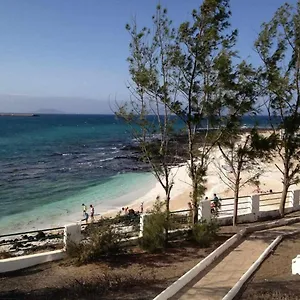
[171,222,300,300]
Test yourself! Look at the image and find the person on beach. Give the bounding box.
[82,203,87,217]
[83,211,89,224]
[90,204,95,222]
[140,202,144,214]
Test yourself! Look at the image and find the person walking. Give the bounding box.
[82,203,87,217]
[90,204,95,222]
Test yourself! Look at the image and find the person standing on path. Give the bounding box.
[90,204,95,222]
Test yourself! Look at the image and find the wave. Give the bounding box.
[99,157,114,162]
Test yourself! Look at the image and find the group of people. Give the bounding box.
[81,201,144,224]
[81,203,95,224]
[120,202,144,216]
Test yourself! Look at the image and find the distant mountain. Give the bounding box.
[34,109,66,114]
[0,94,113,114]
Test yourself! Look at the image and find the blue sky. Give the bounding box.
[0,0,296,113]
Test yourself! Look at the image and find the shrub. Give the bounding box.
[139,199,168,253]
[0,250,13,259]
[190,219,219,247]
[67,223,125,264]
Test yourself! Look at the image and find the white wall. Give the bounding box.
[0,249,65,273]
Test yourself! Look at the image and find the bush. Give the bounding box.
[190,219,219,247]
[67,223,125,264]
[139,200,168,253]
[0,250,13,259]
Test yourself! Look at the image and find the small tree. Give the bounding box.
[255,2,300,216]
[216,128,276,225]
[116,6,179,242]
[139,198,168,252]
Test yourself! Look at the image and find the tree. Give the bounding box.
[116,6,179,243]
[168,0,239,223]
[216,127,276,225]
[255,2,300,217]
[213,57,276,226]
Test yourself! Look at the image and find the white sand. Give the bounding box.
[100,136,299,219]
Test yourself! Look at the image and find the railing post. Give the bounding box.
[251,194,260,221]
[64,223,81,250]
[292,190,300,211]
[139,214,145,238]
[199,200,211,222]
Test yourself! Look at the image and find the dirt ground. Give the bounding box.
[240,233,300,300]
[0,234,231,300]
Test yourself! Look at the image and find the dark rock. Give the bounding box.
[35,231,46,240]
[28,236,34,241]
[11,241,23,249]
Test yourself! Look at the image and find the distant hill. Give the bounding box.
[34,109,65,114]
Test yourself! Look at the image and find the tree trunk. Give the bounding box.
[165,188,171,246]
[233,187,239,226]
[279,182,289,217]
[192,184,198,225]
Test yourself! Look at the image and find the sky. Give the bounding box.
[0,0,296,113]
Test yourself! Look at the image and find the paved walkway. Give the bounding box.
[171,223,300,300]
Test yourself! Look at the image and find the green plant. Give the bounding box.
[139,199,169,253]
[190,219,219,247]
[67,224,125,264]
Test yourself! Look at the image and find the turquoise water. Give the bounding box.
[0,114,271,234]
[0,114,156,234]
[0,172,155,234]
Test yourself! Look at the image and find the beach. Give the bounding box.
[1,114,296,235]
[29,134,300,229]
[100,134,299,221]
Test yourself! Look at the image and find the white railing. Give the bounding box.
[197,189,300,225]
[1,189,300,273]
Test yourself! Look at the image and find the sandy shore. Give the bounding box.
[96,134,299,221]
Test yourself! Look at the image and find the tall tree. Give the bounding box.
[168,0,239,223]
[116,6,179,242]
[255,2,300,217]
[214,58,276,226]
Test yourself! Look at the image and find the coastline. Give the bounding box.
[2,129,298,236]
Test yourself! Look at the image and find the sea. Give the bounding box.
[0,114,158,235]
[0,114,272,235]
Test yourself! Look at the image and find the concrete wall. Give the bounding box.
[0,223,81,274]
[2,189,299,274]
[0,249,65,273]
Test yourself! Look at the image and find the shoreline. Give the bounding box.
[1,129,297,236]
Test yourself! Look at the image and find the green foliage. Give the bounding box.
[255,2,300,215]
[67,224,125,264]
[139,199,169,253]
[117,5,179,217]
[190,219,219,247]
